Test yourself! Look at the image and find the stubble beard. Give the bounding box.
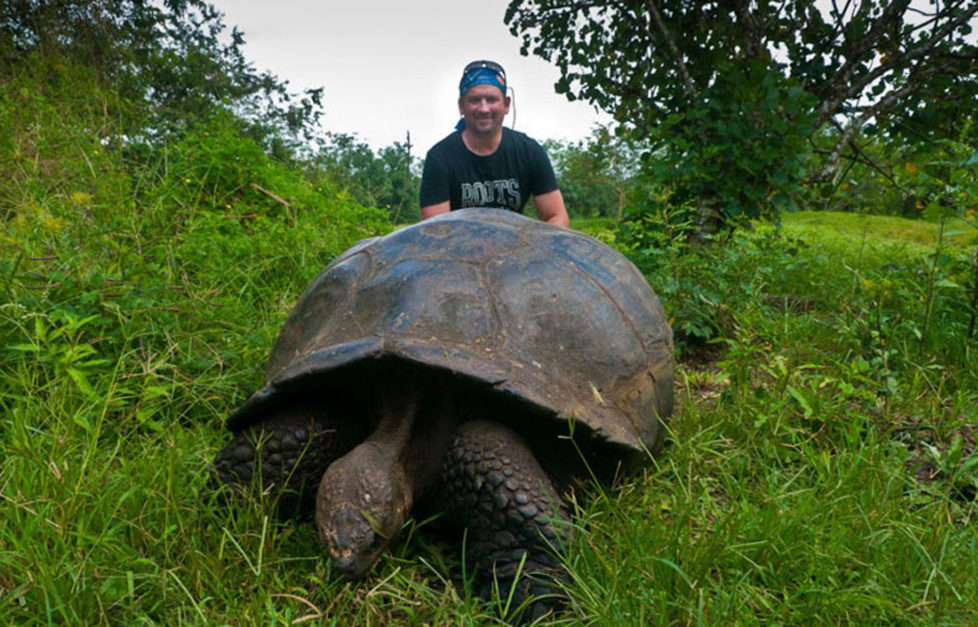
[468,116,500,137]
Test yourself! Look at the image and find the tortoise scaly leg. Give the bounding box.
[439,420,572,622]
[212,406,361,516]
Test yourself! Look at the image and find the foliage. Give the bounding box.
[619,208,978,354]
[545,125,641,220]
[5,197,978,622]
[809,120,977,217]
[505,0,978,229]
[3,1,977,623]
[0,0,324,150]
[641,65,816,224]
[544,138,617,218]
[313,133,421,224]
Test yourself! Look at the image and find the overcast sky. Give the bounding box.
[206,1,612,157]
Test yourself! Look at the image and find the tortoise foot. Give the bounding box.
[212,407,352,515]
[440,419,571,621]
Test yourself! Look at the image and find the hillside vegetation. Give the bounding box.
[4,109,977,621]
[3,2,978,624]
[5,171,977,622]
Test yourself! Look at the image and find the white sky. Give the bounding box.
[207,1,612,158]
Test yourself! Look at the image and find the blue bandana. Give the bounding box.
[459,66,507,98]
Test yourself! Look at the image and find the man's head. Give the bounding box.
[457,60,510,136]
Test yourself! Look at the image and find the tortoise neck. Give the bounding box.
[364,376,422,452]
[366,374,457,498]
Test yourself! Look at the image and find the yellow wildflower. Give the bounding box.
[70,191,93,206]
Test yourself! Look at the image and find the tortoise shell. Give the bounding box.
[228,208,673,457]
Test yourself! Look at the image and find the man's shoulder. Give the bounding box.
[502,127,540,145]
[501,128,547,156]
[427,131,464,157]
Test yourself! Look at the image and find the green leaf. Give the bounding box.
[786,385,814,418]
[67,367,96,397]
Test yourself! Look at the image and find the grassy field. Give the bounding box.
[2,207,976,624]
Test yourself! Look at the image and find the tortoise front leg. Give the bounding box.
[212,406,360,516]
[439,420,572,622]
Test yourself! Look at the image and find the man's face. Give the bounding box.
[458,84,510,137]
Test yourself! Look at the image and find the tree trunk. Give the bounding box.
[689,193,723,244]
[968,248,978,340]
[616,184,625,223]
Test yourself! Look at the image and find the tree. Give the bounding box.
[0,0,323,150]
[505,0,978,232]
[545,124,641,220]
[375,138,421,223]
[312,133,421,223]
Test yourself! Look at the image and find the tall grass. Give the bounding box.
[3,180,977,625]
[4,51,975,622]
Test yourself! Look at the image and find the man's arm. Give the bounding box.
[419,145,451,220]
[421,202,451,220]
[533,190,569,227]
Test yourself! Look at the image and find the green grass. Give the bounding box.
[784,210,978,249]
[570,216,618,232]
[3,207,977,624]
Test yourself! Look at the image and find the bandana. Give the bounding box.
[459,66,507,98]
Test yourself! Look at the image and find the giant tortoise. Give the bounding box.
[212,207,673,617]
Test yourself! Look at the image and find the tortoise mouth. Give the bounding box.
[319,502,391,578]
[326,539,371,577]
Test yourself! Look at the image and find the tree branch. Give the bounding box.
[818,67,938,180]
[816,1,978,127]
[729,0,763,60]
[644,0,699,99]
[815,0,911,125]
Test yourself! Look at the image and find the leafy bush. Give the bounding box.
[645,66,816,225]
[2,100,389,430]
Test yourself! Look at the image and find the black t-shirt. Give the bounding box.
[419,128,558,212]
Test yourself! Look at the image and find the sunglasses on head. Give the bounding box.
[463,60,506,80]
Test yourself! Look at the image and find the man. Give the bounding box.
[419,60,569,227]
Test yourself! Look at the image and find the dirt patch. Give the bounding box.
[677,341,725,370]
[897,422,977,502]
[672,342,730,412]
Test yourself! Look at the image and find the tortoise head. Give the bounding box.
[315,441,412,577]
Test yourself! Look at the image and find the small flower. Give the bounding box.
[70,191,93,205]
